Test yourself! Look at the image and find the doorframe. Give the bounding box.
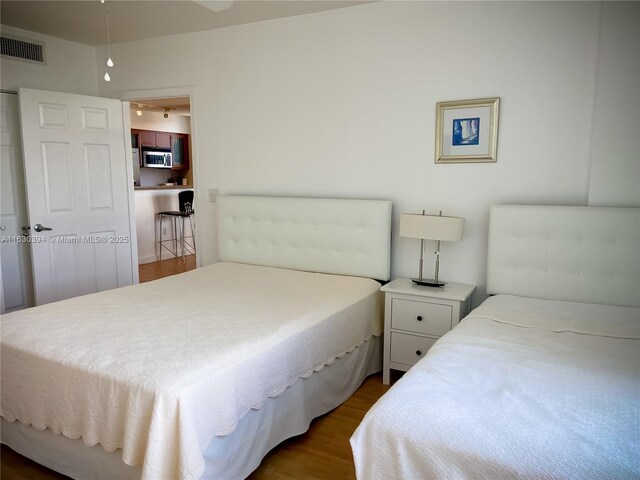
[120,100,140,284]
[115,86,201,268]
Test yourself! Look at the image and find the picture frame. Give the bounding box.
[435,97,500,163]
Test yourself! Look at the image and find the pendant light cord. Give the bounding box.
[106,7,111,61]
[103,1,113,81]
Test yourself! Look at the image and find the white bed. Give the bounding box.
[1,195,392,480]
[351,205,640,479]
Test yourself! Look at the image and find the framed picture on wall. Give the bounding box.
[435,97,500,163]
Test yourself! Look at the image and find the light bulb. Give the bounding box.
[104,71,110,82]
[106,57,114,67]
[136,109,142,116]
[101,0,105,3]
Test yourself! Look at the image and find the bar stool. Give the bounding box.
[158,190,195,261]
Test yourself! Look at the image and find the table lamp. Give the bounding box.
[399,210,465,287]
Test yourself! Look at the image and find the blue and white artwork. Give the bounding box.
[452,117,480,146]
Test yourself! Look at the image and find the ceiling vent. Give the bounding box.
[1,36,45,64]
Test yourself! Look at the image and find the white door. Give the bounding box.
[19,88,135,305]
[0,92,34,313]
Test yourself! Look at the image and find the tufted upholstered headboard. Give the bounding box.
[217,195,392,280]
[487,205,640,307]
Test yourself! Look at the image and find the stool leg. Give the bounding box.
[159,214,163,261]
[181,217,186,262]
[173,217,178,259]
[189,215,196,252]
[188,215,195,254]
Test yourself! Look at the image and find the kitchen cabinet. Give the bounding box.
[140,130,171,149]
[170,133,189,171]
[156,132,171,149]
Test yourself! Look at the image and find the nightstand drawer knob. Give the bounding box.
[416,350,422,356]
[416,315,423,321]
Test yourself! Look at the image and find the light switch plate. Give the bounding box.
[208,189,219,203]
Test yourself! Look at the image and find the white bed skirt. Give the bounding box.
[3,335,381,479]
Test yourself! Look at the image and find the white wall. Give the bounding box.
[587,2,640,207]
[1,25,98,96]
[95,1,637,304]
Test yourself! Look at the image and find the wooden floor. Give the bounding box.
[1,257,395,479]
[138,254,196,283]
[248,373,391,480]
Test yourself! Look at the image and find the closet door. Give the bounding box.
[0,92,34,313]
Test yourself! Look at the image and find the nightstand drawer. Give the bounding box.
[390,332,437,366]
[391,298,452,336]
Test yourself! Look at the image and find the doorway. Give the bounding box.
[127,96,197,279]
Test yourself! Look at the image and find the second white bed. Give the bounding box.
[351,294,640,479]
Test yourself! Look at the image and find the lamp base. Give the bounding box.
[412,278,446,287]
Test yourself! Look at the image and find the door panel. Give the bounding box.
[38,103,69,129]
[92,230,118,292]
[1,146,17,214]
[19,88,134,305]
[49,235,80,300]
[85,144,114,210]
[42,142,75,212]
[81,107,109,132]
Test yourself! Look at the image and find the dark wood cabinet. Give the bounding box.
[156,132,171,149]
[140,130,157,148]
[170,133,189,171]
[139,130,171,149]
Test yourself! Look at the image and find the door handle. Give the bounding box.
[33,223,53,232]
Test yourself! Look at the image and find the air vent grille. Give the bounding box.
[1,36,44,63]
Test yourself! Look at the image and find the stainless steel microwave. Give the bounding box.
[142,150,172,168]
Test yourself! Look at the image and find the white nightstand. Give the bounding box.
[381,278,476,384]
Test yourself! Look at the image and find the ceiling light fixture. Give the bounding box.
[194,1,234,13]
[130,103,145,116]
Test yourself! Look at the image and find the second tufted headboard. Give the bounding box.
[487,205,640,307]
[217,195,392,281]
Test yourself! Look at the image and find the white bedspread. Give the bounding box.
[1,262,382,480]
[351,294,640,480]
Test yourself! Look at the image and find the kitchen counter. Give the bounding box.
[134,185,193,191]
[134,187,195,264]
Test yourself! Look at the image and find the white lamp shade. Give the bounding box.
[399,213,464,242]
